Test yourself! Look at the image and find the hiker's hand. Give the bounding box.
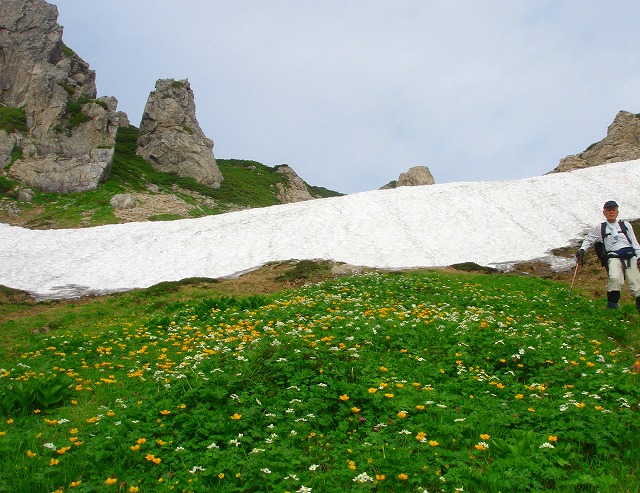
[576,249,585,263]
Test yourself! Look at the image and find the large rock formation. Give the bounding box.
[0,0,120,192]
[275,165,315,203]
[136,79,223,188]
[552,111,640,173]
[380,165,435,189]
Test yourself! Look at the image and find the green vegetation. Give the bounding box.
[1,125,342,228]
[0,270,639,492]
[275,259,334,282]
[0,104,28,134]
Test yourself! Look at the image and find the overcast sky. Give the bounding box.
[52,0,640,194]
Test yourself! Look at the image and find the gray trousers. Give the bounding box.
[607,256,640,297]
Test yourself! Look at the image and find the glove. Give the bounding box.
[576,249,585,263]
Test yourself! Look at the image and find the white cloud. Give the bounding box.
[53,0,640,193]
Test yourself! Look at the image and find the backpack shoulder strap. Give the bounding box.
[618,220,633,244]
[600,222,607,242]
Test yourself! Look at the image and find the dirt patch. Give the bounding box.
[113,192,193,222]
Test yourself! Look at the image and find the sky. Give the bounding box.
[51,0,640,194]
[2,160,640,300]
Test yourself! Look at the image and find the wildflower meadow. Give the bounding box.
[1,271,639,492]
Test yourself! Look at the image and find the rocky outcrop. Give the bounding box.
[552,111,640,173]
[380,165,435,189]
[275,165,315,203]
[136,79,223,188]
[0,0,120,192]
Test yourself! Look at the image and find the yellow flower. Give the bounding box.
[105,477,117,485]
[429,440,439,447]
[376,474,386,481]
[156,439,166,446]
[130,444,140,452]
[339,394,349,401]
[129,487,139,493]
[515,394,524,399]
[415,405,425,411]
[70,481,81,488]
[351,406,360,414]
[137,438,147,445]
[26,450,36,458]
[475,443,487,451]
[384,393,394,398]
[398,473,409,480]
[49,458,60,466]
[160,410,170,415]
[178,404,187,409]
[6,419,13,424]
[69,428,78,435]
[480,434,491,440]
[230,413,242,420]
[548,435,558,442]
[575,402,586,408]
[0,431,5,437]
[397,411,407,418]
[218,473,225,479]
[368,388,378,393]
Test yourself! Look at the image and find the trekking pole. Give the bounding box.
[567,261,580,304]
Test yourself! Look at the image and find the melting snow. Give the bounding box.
[1,160,640,299]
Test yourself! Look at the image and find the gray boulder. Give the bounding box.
[381,165,435,189]
[275,165,315,203]
[136,79,223,188]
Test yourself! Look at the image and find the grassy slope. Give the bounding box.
[0,125,342,229]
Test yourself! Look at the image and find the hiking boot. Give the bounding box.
[607,291,621,310]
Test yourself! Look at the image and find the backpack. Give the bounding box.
[594,220,632,268]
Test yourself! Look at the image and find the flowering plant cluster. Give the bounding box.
[1,271,639,492]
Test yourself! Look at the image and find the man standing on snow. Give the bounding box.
[576,200,640,311]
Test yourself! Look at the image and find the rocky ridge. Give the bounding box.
[0,0,120,193]
[552,111,640,172]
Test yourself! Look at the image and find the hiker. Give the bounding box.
[576,200,640,310]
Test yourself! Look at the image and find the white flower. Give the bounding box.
[207,442,219,449]
[43,442,56,450]
[539,442,555,449]
[297,487,312,493]
[353,472,374,483]
[189,465,206,474]
[261,468,272,474]
[308,464,319,471]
